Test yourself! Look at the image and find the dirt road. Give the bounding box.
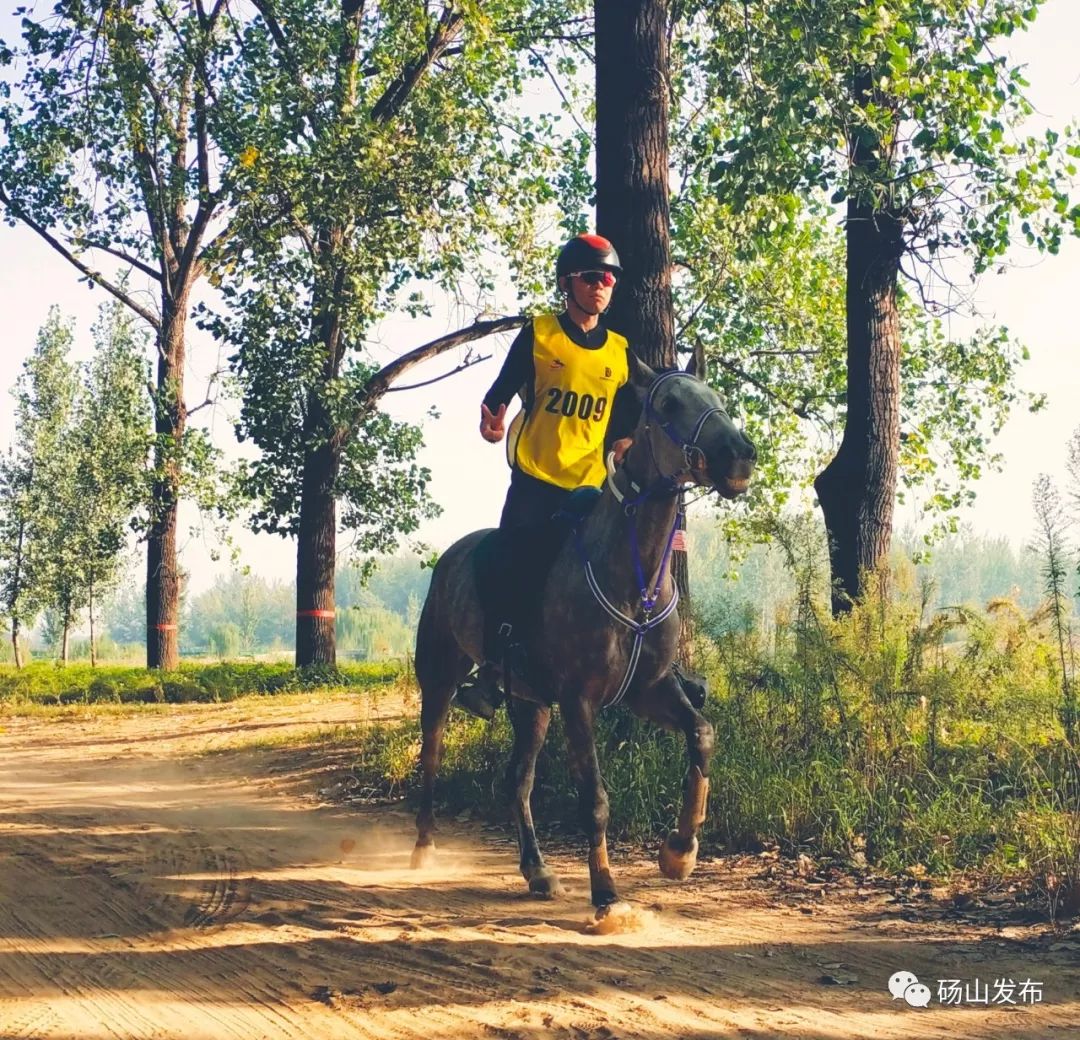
[0,693,1076,1039]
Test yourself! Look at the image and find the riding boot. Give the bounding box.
[454,662,505,720]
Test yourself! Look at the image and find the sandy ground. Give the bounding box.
[0,692,1077,1040]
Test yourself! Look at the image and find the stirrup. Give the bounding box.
[672,662,708,709]
[454,667,504,720]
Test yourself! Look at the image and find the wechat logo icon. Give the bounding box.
[888,970,932,1008]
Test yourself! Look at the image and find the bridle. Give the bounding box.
[639,369,730,491]
[577,370,732,708]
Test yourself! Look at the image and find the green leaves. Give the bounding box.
[0,307,78,636]
[207,1,586,552]
[668,0,1077,551]
[690,0,1076,277]
[0,300,150,655]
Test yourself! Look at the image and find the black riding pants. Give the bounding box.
[480,470,577,661]
[498,467,575,530]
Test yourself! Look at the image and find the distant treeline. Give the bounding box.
[691,522,1048,645]
[5,519,1053,665]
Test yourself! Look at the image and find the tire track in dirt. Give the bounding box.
[0,697,1076,1039]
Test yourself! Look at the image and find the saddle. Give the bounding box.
[473,487,602,679]
[469,487,710,713]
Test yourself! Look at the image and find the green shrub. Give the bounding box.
[339,558,1078,907]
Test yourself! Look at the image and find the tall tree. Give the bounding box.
[594,0,706,652]
[0,309,79,666]
[207,1,585,665]
[0,451,36,668]
[73,300,154,665]
[695,0,1080,611]
[1,0,232,667]
[1031,473,1076,744]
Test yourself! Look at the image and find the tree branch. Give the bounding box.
[129,136,173,291]
[0,185,161,331]
[384,351,491,392]
[528,46,589,136]
[247,0,324,135]
[249,0,304,84]
[75,238,163,283]
[370,6,465,124]
[705,341,820,421]
[167,71,193,262]
[342,315,527,436]
[187,366,226,417]
[336,0,366,114]
[154,0,220,102]
[178,86,218,284]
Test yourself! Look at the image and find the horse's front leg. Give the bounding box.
[562,698,619,909]
[634,673,714,880]
[505,697,563,898]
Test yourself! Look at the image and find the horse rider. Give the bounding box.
[455,233,638,718]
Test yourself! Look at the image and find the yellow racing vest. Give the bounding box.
[511,314,629,489]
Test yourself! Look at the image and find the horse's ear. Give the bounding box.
[684,340,705,378]
[627,350,657,398]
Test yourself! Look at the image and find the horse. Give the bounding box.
[411,355,756,913]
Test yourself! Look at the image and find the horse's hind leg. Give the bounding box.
[634,674,714,881]
[411,604,471,869]
[411,691,453,868]
[505,698,562,898]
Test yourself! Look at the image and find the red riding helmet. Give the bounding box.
[556,233,622,280]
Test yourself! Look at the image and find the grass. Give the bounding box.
[0,659,404,711]
[332,573,1080,914]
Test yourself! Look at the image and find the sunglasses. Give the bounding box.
[571,270,617,287]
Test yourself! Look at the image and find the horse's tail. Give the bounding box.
[414,572,458,697]
[413,529,489,699]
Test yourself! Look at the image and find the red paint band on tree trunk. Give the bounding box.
[154,624,178,631]
[296,609,336,619]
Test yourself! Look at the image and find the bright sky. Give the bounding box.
[1,2,1078,593]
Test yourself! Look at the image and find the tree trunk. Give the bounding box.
[146,294,188,669]
[293,215,349,669]
[61,619,69,665]
[88,574,97,668]
[814,88,903,615]
[594,0,675,361]
[595,1,693,654]
[295,435,339,667]
[9,514,28,670]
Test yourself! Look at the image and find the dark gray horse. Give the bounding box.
[411,357,756,912]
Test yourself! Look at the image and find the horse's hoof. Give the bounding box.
[591,889,619,910]
[659,832,698,880]
[587,900,651,934]
[410,842,437,869]
[527,868,564,900]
